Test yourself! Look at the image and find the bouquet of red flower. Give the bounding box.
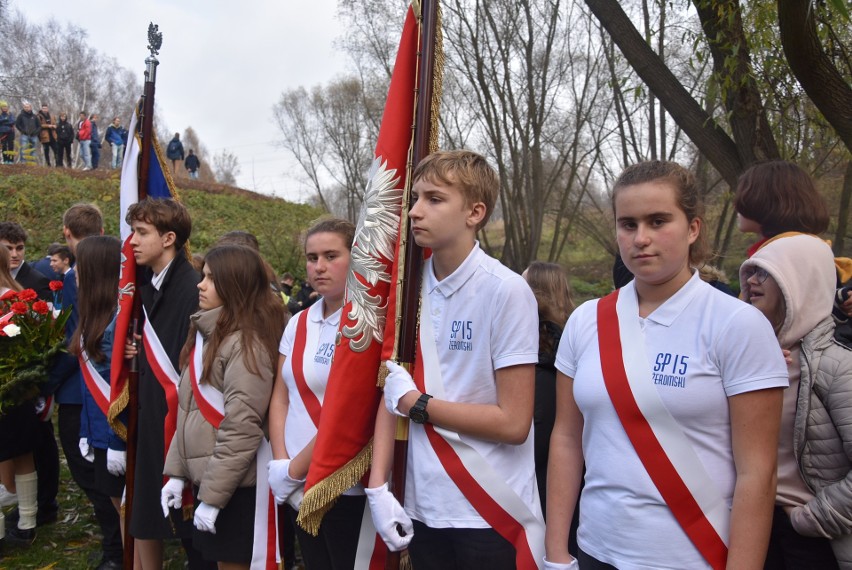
[0,282,71,415]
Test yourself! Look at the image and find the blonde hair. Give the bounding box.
[412,150,499,231]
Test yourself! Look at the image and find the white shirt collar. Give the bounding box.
[151,258,175,291]
[308,298,341,326]
[425,242,483,297]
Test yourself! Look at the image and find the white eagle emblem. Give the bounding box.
[342,156,404,352]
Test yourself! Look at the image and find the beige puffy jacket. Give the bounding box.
[796,318,852,567]
[164,307,275,508]
[743,235,852,567]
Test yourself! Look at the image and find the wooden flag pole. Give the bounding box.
[122,23,160,570]
[387,1,440,568]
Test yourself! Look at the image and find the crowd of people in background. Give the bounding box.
[0,101,203,179]
[0,152,850,570]
[0,100,127,170]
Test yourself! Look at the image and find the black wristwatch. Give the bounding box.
[408,393,433,424]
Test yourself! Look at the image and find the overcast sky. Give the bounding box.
[10,0,349,202]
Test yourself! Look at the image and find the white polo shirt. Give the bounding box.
[278,299,339,458]
[405,243,539,528]
[556,272,788,569]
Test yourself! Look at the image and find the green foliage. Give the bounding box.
[0,168,322,278]
[0,430,187,569]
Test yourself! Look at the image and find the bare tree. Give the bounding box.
[213,149,240,186]
[182,126,216,181]
[273,77,379,220]
[0,11,139,125]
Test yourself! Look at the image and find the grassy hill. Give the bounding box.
[0,165,322,277]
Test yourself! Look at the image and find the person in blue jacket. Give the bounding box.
[0,101,15,164]
[70,235,125,570]
[104,118,128,170]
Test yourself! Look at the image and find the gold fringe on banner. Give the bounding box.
[296,441,374,536]
[107,383,130,441]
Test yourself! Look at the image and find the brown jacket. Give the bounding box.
[37,111,55,143]
[163,307,275,508]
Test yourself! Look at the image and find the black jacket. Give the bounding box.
[15,110,40,137]
[15,261,51,300]
[56,119,75,144]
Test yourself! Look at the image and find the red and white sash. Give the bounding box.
[142,307,181,464]
[189,330,279,570]
[353,499,385,570]
[290,307,385,569]
[596,289,729,570]
[252,439,280,570]
[291,309,324,427]
[189,331,224,427]
[413,287,545,570]
[79,342,111,417]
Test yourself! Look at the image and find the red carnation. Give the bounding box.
[49,280,64,292]
[0,290,16,302]
[17,289,38,302]
[32,300,49,315]
[10,302,28,315]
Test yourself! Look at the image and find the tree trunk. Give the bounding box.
[692,0,780,165]
[777,0,852,153]
[584,0,744,187]
[836,161,852,255]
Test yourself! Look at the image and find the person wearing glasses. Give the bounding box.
[740,234,851,569]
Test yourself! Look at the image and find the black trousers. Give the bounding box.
[33,419,59,510]
[577,548,618,569]
[42,141,57,166]
[764,505,838,570]
[0,132,13,163]
[56,141,72,167]
[58,404,123,564]
[286,495,366,569]
[408,520,517,570]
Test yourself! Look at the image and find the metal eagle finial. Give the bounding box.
[147,23,162,56]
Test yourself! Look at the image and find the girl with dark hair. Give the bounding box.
[734,160,830,258]
[267,217,373,569]
[161,245,287,569]
[545,161,788,569]
[69,235,125,567]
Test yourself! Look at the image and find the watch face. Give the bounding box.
[409,408,428,424]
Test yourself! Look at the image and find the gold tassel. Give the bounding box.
[377,362,389,389]
[107,384,129,441]
[297,442,373,536]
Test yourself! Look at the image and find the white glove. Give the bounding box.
[544,557,579,570]
[106,449,126,476]
[286,485,305,511]
[160,477,185,517]
[78,438,94,463]
[193,501,220,534]
[384,360,419,417]
[267,459,305,505]
[365,482,413,551]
